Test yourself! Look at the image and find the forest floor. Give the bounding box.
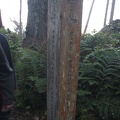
[9,108,47,120]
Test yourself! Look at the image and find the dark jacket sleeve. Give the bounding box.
[0,34,16,105]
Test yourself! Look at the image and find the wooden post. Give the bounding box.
[47,0,83,119]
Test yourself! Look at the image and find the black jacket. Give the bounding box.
[0,34,16,105]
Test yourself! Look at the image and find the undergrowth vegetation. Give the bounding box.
[0,19,120,120]
[76,19,120,120]
[0,29,47,114]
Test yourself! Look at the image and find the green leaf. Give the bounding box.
[88,80,99,85]
[77,90,91,97]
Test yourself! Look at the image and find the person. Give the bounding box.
[0,33,16,120]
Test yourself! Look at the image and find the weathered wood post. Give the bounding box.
[47,0,83,120]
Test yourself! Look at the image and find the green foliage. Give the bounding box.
[15,48,47,110]
[77,49,120,120]
[77,20,120,120]
[0,28,47,111]
[0,28,22,63]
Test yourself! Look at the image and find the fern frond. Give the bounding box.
[77,90,91,97]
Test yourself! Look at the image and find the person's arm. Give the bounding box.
[0,35,15,111]
[0,34,16,90]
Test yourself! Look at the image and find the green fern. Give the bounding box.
[77,90,91,97]
[78,49,120,120]
[15,48,47,110]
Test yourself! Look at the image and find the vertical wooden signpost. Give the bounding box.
[47,0,83,119]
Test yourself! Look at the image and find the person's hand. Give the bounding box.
[1,104,13,112]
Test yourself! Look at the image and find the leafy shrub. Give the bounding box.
[0,28,47,111]
[77,20,120,120]
[77,49,120,120]
[0,28,22,63]
[15,48,47,110]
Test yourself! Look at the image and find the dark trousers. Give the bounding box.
[0,95,11,120]
[0,111,11,120]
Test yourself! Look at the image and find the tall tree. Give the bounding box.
[109,0,116,23]
[83,0,95,34]
[0,10,3,28]
[19,0,22,38]
[23,0,48,47]
[104,0,109,27]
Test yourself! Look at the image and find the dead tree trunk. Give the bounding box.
[109,0,116,23]
[83,0,95,34]
[19,0,22,39]
[104,0,109,27]
[23,0,48,47]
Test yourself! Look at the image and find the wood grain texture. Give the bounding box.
[47,0,83,119]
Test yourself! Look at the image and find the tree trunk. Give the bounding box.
[104,0,109,27]
[0,10,3,28]
[109,0,116,23]
[83,0,95,34]
[19,0,22,39]
[23,0,48,47]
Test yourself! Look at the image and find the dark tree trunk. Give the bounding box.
[23,0,48,47]
[0,10,3,28]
